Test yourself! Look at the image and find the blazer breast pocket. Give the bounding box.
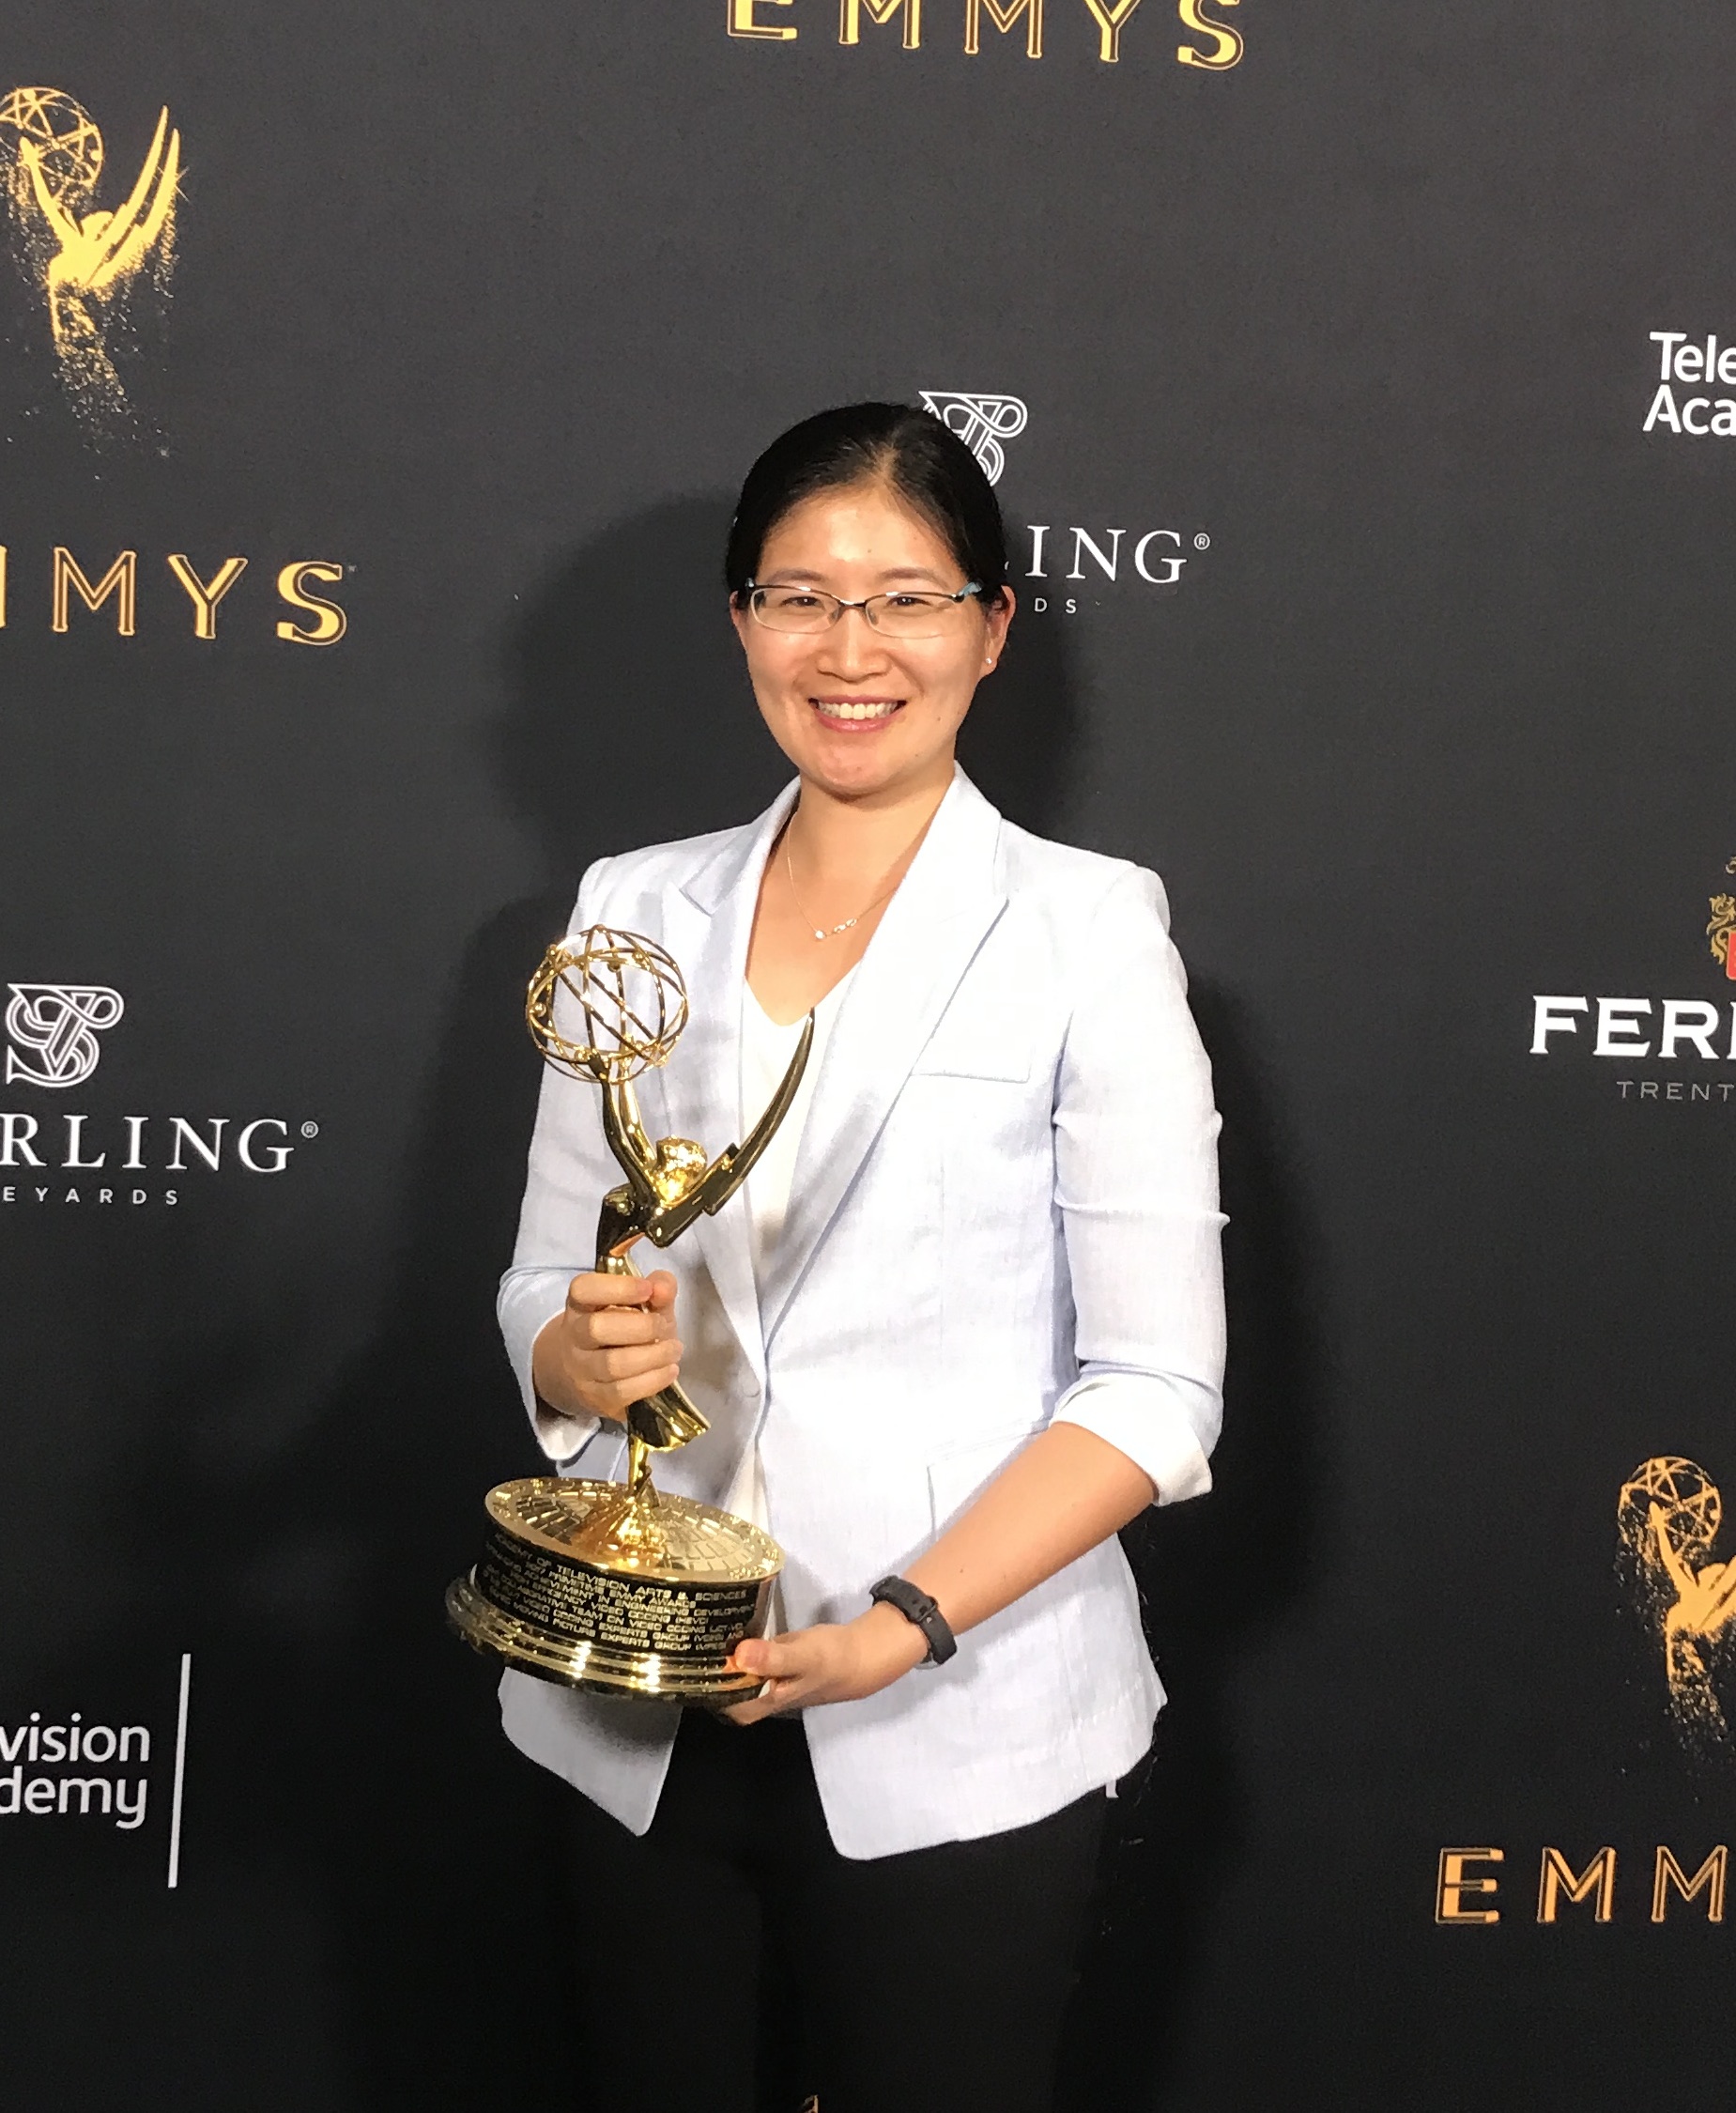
[910,1032,1032,1084]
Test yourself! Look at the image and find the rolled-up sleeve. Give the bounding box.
[1048,866,1226,1505]
[496,858,618,1465]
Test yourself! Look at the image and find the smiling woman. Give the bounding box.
[496,403,1227,2113]
[733,422,1004,706]
[723,408,1015,1018]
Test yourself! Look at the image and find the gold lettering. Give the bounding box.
[1436,1847,1503,1925]
[53,548,137,637]
[839,0,921,45]
[1536,1846,1616,1923]
[965,0,1043,54]
[166,555,249,641]
[1080,0,1141,61]
[0,545,7,628]
[1176,0,1241,67]
[1652,1845,1728,1923]
[275,561,347,646]
[730,0,797,37]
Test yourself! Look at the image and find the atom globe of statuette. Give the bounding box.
[1620,1456,1721,1560]
[0,88,105,206]
[526,926,689,1086]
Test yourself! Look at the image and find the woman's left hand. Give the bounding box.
[722,1602,930,1724]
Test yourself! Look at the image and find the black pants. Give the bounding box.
[567,1708,1107,2113]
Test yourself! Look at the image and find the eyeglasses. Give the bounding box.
[743,580,983,640]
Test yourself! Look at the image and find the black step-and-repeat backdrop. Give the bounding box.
[4,4,1735,2105]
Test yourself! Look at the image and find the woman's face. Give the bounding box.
[730,480,1014,806]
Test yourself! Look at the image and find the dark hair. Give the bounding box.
[725,402,1009,606]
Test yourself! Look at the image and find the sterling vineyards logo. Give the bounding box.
[1,980,319,1207]
[1022,520,1196,610]
[918,389,1207,614]
[5,982,122,1087]
[1529,854,1736,1106]
[919,391,1028,485]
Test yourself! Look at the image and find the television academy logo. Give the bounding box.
[1642,332,1736,440]
[920,391,1028,485]
[2,980,318,1205]
[1,1656,195,1889]
[0,87,181,441]
[5,983,123,1088]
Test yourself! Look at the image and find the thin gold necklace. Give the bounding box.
[784,842,902,943]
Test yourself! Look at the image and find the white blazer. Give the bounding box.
[496,768,1226,1859]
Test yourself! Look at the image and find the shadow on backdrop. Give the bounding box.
[1057,981,1323,2110]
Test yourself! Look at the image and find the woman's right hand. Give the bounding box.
[530,1270,683,1424]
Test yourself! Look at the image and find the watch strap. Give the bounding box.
[868,1574,957,1666]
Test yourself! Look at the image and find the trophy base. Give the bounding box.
[446,1474,782,1704]
[445,1570,763,1700]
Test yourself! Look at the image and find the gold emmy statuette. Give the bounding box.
[447,927,813,1701]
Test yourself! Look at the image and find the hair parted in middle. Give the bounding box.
[725,402,1009,607]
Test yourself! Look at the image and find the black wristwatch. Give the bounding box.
[868,1575,958,1666]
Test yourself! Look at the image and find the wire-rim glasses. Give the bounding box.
[744,580,983,640]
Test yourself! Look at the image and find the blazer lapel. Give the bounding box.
[653,781,799,1385]
[758,769,1007,1342]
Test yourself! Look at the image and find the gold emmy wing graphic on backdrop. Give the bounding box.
[0,87,180,435]
[1706,855,1736,977]
[447,928,814,1699]
[1618,1456,1736,1750]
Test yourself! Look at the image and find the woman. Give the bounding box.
[497,404,1225,2113]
